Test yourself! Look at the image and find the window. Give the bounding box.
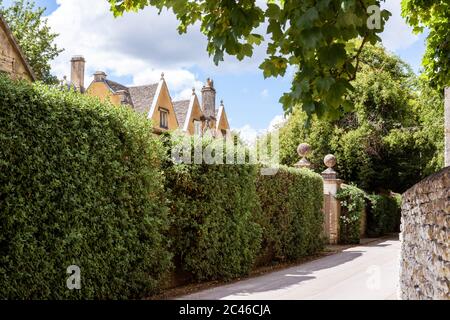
[193,120,202,136]
[159,108,168,129]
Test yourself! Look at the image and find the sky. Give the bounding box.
[4,0,428,142]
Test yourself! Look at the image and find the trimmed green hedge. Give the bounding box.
[0,76,171,299]
[0,76,328,297]
[366,194,401,237]
[256,166,324,262]
[163,135,262,281]
[163,136,325,280]
[336,185,366,244]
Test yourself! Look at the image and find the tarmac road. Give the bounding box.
[180,237,400,300]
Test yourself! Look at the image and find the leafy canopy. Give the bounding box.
[0,0,63,83]
[107,0,390,119]
[273,44,443,193]
[401,0,450,92]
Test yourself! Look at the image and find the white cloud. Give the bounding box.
[47,0,267,100]
[380,0,419,51]
[233,114,287,146]
[47,0,209,97]
[260,88,269,98]
[267,115,287,131]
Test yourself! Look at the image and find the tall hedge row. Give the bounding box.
[0,76,326,298]
[0,76,171,299]
[163,136,262,281]
[256,166,324,263]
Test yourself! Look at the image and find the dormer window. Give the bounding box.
[159,107,168,129]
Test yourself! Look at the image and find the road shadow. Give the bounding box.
[181,250,364,300]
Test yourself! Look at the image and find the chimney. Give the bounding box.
[70,56,85,92]
[93,71,107,82]
[201,78,216,119]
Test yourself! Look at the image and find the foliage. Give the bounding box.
[0,0,63,83]
[162,134,262,281]
[336,185,365,244]
[0,75,171,299]
[275,45,441,193]
[256,166,324,263]
[366,194,401,237]
[107,0,391,119]
[401,0,450,92]
[410,81,445,173]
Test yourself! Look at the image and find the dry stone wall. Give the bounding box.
[400,167,450,300]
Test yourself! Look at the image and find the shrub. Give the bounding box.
[0,76,171,299]
[366,194,401,237]
[336,185,366,244]
[256,166,324,262]
[163,135,262,281]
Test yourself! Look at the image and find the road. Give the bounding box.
[180,237,400,300]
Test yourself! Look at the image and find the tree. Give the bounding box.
[0,0,63,83]
[107,0,449,118]
[108,0,391,119]
[402,0,450,93]
[271,45,442,193]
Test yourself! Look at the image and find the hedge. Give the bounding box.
[0,75,328,297]
[336,185,366,244]
[256,166,324,263]
[163,135,262,281]
[366,194,401,237]
[0,75,171,299]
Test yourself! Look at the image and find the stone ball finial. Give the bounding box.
[297,143,311,157]
[295,143,312,169]
[160,72,165,80]
[322,154,337,180]
[220,99,224,106]
[324,154,336,168]
[192,87,195,94]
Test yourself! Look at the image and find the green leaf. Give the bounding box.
[265,3,281,19]
[315,76,335,93]
[296,7,319,29]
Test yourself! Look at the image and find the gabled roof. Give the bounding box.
[0,14,35,80]
[173,100,190,129]
[91,77,160,114]
[215,104,229,130]
[128,84,159,114]
[105,79,129,92]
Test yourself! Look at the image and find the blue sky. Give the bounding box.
[4,0,427,136]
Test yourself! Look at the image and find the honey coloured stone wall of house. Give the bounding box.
[0,17,33,81]
[86,81,122,105]
[400,167,450,300]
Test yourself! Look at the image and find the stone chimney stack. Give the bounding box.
[201,78,216,119]
[70,56,85,92]
[93,71,107,82]
[445,87,450,167]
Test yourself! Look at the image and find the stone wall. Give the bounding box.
[400,167,450,300]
